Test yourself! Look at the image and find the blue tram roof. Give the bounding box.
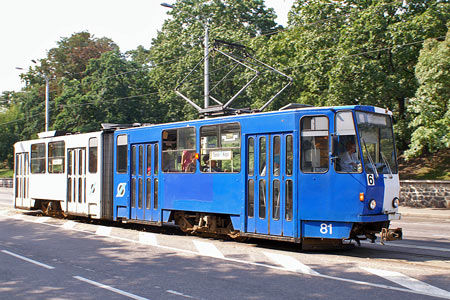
[113,104,392,135]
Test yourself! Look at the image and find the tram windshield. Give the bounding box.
[356,112,398,175]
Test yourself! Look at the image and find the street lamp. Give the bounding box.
[16,62,50,132]
[161,2,210,109]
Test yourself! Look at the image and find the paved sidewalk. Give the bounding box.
[399,206,450,220]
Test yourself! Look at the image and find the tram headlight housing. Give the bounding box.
[392,197,399,208]
[369,199,377,210]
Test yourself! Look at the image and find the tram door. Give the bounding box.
[130,143,160,221]
[67,148,87,214]
[14,153,30,208]
[246,133,295,237]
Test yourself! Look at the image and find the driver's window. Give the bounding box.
[334,111,361,173]
[300,116,329,173]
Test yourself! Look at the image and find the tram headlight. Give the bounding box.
[392,197,399,208]
[369,199,377,210]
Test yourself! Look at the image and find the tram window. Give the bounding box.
[259,179,266,219]
[154,144,159,175]
[286,135,293,176]
[154,178,158,210]
[200,123,241,173]
[273,136,280,176]
[259,137,266,176]
[52,144,62,173]
[300,116,329,173]
[285,180,293,221]
[334,111,361,173]
[273,179,280,220]
[162,127,196,173]
[131,178,136,208]
[89,138,98,174]
[68,151,73,175]
[117,135,128,174]
[146,178,151,209]
[139,146,143,176]
[248,138,254,176]
[67,178,72,202]
[131,146,136,176]
[247,179,254,217]
[147,145,152,176]
[138,178,143,209]
[31,143,45,174]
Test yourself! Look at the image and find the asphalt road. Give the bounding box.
[1,190,449,300]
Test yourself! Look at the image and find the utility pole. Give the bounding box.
[161,2,210,109]
[16,64,50,131]
[203,21,209,109]
[44,74,49,132]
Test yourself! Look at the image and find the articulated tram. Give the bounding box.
[14,105,402,247]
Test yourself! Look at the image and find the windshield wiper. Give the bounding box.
[361,138,379,178]
[380,152,393,179]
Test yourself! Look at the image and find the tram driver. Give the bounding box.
[339,141,360,172]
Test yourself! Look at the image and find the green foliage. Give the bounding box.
[255,0,450,148]
[405,28,450,158]
[53,50,159,132]
[0,169,14,178]
[148,0,277,121]
[0,104,22,168]
[1,0,450,172]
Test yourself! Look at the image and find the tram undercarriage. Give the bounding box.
[172,211,243,240]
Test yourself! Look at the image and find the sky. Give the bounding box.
[0,0,295,94]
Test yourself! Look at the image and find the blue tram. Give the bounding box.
[14,104,402,247]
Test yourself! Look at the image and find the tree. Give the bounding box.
[405,28,450,158]
[255,0,450,150]
[53,50,158,132]
[147,0,277,122]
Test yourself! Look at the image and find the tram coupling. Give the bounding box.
[380,227,402,245]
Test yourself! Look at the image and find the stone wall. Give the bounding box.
[0,178,13,188]
[400,180,450,208]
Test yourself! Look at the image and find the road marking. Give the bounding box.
[193,240,225,259]
[264,252,320,275]
[62,221,76,230]
[166,289,199,299]
[33,216,51,223]
[139,232,157,246]
[3,211,450,299]
[74,276,149,300]
[95,226,112,236]
[1,250,55,270]
[362,241,450,253]
[361,267,450,299]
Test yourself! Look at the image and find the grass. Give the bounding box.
[398,148,450,180]
[0,169,14,178]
